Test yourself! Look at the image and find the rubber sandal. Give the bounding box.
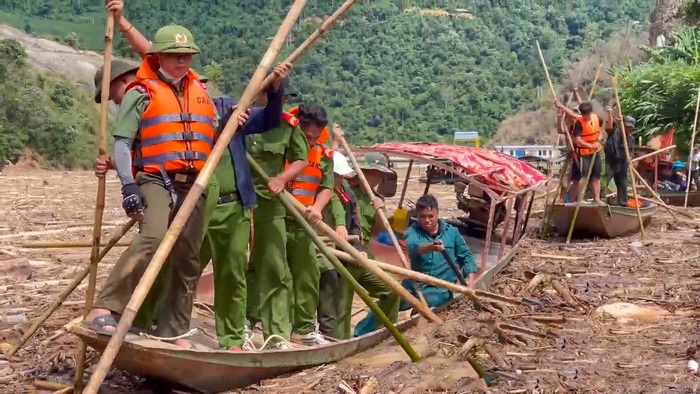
[82,314,119,337]
[82,313,147,337]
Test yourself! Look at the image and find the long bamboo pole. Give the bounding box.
[339,138,429,306]
[331,250,523,307]
[73,11,114,393]
[685,87,700,207]
[612,74,645,239]
[631,145,676,164]
[536,41,575,153]
[565,152,598,244]
[398,160,413,208]
[5,220,136,358]
[246,156,419,360]
[247,157,442,324]
[81,4,307,393]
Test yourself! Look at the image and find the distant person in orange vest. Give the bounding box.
[556,100,605,205]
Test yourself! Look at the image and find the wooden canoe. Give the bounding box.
[71,235,521,394]
[550,202,657,238]
[658,190,700,207]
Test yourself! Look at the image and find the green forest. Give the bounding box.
[0,0,654,167]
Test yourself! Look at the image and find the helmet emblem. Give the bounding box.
[175,34,188,44]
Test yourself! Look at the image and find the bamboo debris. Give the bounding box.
[629,166,692,219]
[5,219,136,358]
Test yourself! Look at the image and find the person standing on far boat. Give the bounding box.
[336,147,400,339]
[556,100,605,205]
[688,147,700,191]
[603,105,636,206]
[400,194,478,308]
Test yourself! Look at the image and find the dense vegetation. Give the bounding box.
[618,26,700,152]
[0,0,653,157]
[0,39,102,169]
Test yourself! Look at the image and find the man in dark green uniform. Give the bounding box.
[337,152,400,339]
[246,85,310,350]
[315,151,355,339]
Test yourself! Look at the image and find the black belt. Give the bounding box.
[217,192,240,204]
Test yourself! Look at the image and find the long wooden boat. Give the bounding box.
[72,142,546,393]
[72,236,520,393]
[658,190,700,207]
[550,202,658,238]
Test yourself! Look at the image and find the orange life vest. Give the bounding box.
[286,143,334,206]
[127,56,216,175]
[576,114,600,156]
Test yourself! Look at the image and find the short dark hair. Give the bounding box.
[296,105,328,128]
[578,102,593,115]
[416,194,439,211]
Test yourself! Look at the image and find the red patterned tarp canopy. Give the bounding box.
[359,142,547,193]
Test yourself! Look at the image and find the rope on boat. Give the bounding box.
[139,328,198,342]
[251,334,294,351]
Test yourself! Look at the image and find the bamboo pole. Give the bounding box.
[631,145,676,164]
[6,219,136,358]
[588,65,602,99]
[565,151,599,244]
[398,160,413,208]
[247,156,419,360]
[685,87,700,207]
[612,74,645,239]
[74,11,114,393]
[82,4,308,393]
[536,40,575,153]
[629,166,689,219]
[331,249,523,307]
[22,240,131,248]
[339,138,429,306]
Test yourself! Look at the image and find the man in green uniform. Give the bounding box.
[337,152,400,339]
[315,151,354,339]
[284,105,335,346]
[197,64,291,352]
[245,87,310,350]
[85,25,218,348]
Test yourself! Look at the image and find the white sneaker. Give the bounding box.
[241,340,256,351]
[272,341,293,350]
[291,330,329,346]
[244,320,253,342]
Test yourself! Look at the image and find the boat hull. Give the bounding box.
[658,190,700,207]
[72,239,520,393]
[551,203,657,238]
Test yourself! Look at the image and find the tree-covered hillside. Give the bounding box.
[1,0,654,145]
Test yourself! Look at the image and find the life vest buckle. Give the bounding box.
[179,112,192,122]
[183,151,197,160]
[182,131,194,141]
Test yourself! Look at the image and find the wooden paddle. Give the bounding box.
[73,10,115,393]
[81,3,307,393]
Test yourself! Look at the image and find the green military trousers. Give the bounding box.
[198,181,250,348]
[316,251,340,339]
[337,263,400,340]
[286,219,321,335]
[247,197,293,340]
[95,172,207,338]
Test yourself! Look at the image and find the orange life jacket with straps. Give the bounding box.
[126,56,216,176]
[576,114,601,156]
[285,106,332,206]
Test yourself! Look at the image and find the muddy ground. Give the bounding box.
[1,168,700,393]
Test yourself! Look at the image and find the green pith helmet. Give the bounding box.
[148,24,200,55]
[199,75,209,83]
[93,59,140,103]
[360,153,393,174]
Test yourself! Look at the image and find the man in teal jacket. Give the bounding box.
[402,194,479,308]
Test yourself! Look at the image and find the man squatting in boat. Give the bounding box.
[91,0,480,351]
